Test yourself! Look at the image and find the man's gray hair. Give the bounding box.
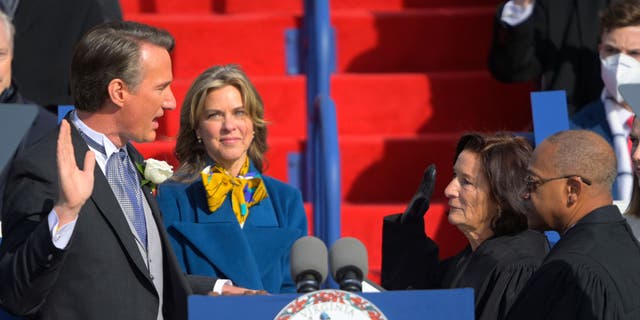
[0,10,14,50]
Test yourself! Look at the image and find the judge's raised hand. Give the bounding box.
[53,120,96,226]
[400,164,436,225]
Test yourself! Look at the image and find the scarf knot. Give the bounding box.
[201,159,267,225]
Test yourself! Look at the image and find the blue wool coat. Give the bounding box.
[156,175,308,293]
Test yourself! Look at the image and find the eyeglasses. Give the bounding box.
[524,174,592,194]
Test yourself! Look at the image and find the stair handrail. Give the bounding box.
[303,0,340,247]
[311,94,341,250]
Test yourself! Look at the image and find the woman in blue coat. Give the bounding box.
[156,65,308,293]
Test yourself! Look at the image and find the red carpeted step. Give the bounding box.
[126,7,498,77]
[332,72,533,135]
[338,133,461,203]
[159,71,532,139]
[119,0,143,14]
[223,0,503,14]
[148,73,532,201]
[124,13,300,77]
[333,7,497,73]
[120,0,503,14]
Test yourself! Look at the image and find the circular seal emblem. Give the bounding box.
[274,289,387,320]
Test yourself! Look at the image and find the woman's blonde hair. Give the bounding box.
[172,64,267,183]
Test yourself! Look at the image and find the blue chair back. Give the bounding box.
[530,90,571,247]
[58,105,75,123]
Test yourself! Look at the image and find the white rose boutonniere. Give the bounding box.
[136,159,173,193]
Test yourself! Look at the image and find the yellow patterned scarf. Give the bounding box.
[201,159,267,225]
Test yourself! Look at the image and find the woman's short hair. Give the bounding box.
[455,133,532,236]
[173,64,267,182]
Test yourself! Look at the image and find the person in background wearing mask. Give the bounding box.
[570,0,640,202]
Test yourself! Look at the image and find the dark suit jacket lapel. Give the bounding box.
[67,121,151,279]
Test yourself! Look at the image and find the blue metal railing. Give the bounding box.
[302,0,341,247]
[311,95,341,249]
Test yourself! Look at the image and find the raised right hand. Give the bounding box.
[400,164,436,225]
[53,120,96,226]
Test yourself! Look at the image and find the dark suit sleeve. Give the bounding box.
[185,274,218,295]
[0,135,67,315]
[380,213,441,290]
[488,2,546,83]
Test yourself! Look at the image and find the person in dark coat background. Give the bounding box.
[10,0,122,107]
[0,9,56,217]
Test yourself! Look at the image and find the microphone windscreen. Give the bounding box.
[329,237,369,279]
[290,236,329,283]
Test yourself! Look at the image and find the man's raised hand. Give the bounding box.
[53,120,96,226]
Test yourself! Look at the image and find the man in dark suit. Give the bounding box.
[507,130,640,319]
[0,21,244,320]
[488,0,609,115]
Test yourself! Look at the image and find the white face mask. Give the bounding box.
[601,53,640,103]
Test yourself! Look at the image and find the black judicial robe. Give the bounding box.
[381,214,549,320]
[506,205,640,320]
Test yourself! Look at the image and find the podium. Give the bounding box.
[188,288,474,319]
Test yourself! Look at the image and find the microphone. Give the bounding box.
[290,236,328,293]
[329,237,369,292]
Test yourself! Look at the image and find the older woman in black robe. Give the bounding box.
[381,133,549,320]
